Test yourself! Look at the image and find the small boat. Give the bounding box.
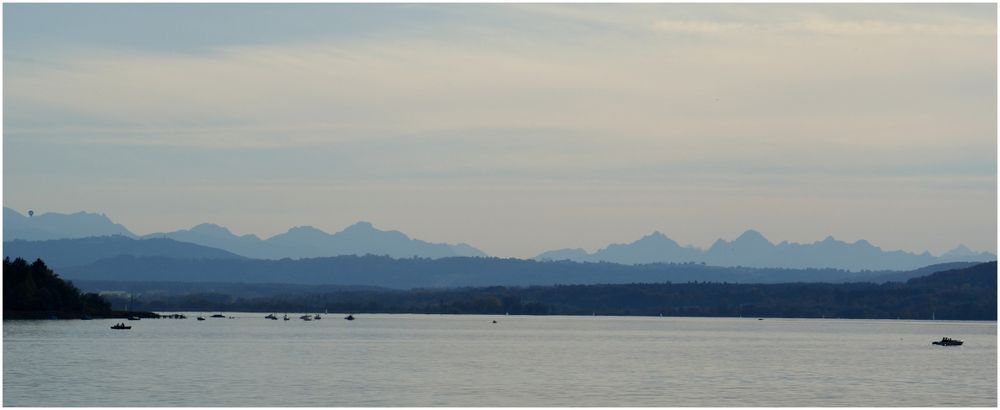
[111,323,131,330]
[210,314,226,318]
[283,315,290,321]
[932,337,964,346]
[265,314,278,320]
[300,315,312,321]
[344,314,355,321]
[196,316,206,321]
[313,314,322,320]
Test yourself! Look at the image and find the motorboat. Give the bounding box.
[210,314,226,318]
[932,337,964,346]
[111,323,131,330]
[283,315,290,321]
[344,314,355,321]
[197,316,206,321]
[313,314,322,320]
[300,315,313,321]
[265,314,278,320]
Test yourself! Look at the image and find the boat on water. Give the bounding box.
[344,314,355,321]
[283,315,290,321]
[210,314,226,318]
[932,337,964,346]
[197,316,206,321]
[265,314,278,320]
[313,314,322,320]
[300,315,313,321]
[111,323,131,330]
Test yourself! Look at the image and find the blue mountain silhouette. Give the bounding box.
[536,229,995,271]
[4,207,135,240]
[144,220,487,259]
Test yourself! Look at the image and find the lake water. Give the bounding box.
[4,314,996,406]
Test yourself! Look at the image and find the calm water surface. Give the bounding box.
[4,314,996,406]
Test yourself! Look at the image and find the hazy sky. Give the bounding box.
[3,4,996,257]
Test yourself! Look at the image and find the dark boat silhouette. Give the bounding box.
[344,314,355,321]
[111,323,131,330]
[196,316,206,321]
[300,315,312,321]
[932,337,963,346]
[265,314,278,320]
[210,314,226,318]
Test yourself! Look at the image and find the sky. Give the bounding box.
[3,4,997,258]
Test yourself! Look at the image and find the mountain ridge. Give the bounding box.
[536,229,996,271]
[142,218,488,260]
[3,235,245,268]
[4,207,993,270]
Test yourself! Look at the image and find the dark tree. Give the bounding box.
[3,257,111,318]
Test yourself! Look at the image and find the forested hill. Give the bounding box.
[107,262,997,320]
[907,261,997,289]
[4,236,244,268]
[56,254,983,288]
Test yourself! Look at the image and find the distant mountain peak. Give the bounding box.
[951,244,972,253]
[641,231,668,240]
[285,225,329,236]
[734,229,771,245]
[631,231,680,248]
[851,239,881,252]
[190,223,234,236]
[344,221,376,231]
[941,244,993,260]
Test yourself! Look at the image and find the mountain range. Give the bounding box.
[535,229,995,271]
[4,207,134,240]
[3,207,994,271]
[4,208,486,260]
[143,221,486,259]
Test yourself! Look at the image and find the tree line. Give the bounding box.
[113,262,996,321]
